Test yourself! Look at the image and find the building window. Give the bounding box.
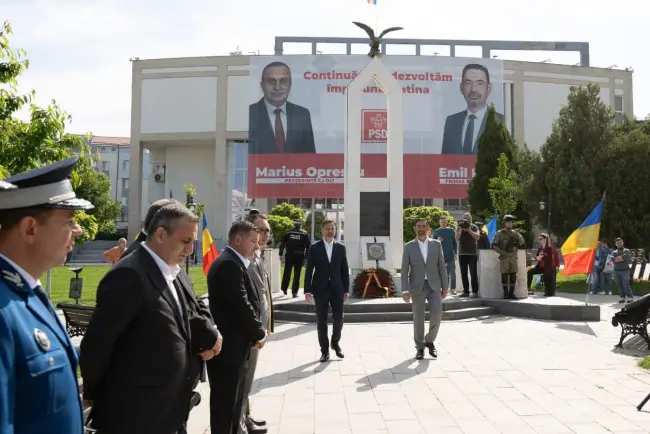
[121,205,128,221]
[122,159,129,172]
[121,178,129,199]
[229,141,254,218]
[615,96,624,124]
[101,160,110,177]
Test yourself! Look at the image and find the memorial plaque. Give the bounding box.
[360,192,390,236]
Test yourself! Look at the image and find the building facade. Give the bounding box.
[127,37,634,247]
[83,135,150,227]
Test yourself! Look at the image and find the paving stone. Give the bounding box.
[185,298,650,433]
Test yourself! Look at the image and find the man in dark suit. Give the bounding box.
[304,219,349,363]
[80,203,220,434]
[206,220,268,434]
[120,198,174,260]
[119,199,221,434]
[248,61,316,154]
[441,63,505,155]
[237,211,275,434]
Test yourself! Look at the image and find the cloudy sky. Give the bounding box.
[1,0,645,137]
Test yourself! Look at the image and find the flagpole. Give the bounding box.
[585,191,607,306]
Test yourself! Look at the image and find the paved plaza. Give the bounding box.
[182,294,650,434]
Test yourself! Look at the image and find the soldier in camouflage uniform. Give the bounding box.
[492,215,525,299]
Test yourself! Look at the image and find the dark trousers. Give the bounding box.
[527,266,555,296]
[282,254,304,295]
[458,255,479,294]
[314,284,344,354]
[207,358,248,434]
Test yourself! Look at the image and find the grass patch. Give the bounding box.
[47,265,649,305]
[552,273,650,295]
[638,356,650,370]
[46,265,304,306]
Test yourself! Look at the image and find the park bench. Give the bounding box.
[611,293,650,348]
[57,303,95,337]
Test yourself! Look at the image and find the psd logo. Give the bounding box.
[362,109,387,143]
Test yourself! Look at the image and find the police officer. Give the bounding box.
[279,219,311,297]
[492,215,525,299]
[0,157,93,434]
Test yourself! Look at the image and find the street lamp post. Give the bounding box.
[186,194,197,275]
[539,194,552,235]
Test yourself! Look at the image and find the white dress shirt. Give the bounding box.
[265,100,287,140]
[461,105,487,151]
[227,246,250,268]
[417,238,428,280]
[141,243,182,311]
[0,253,41,290]
[323,239,334,262]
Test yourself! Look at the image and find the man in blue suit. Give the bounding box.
[0,157,93,434]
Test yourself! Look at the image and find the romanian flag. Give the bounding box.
[202,214,219,275]
[561,199,604,275]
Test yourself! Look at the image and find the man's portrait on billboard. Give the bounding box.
[248,61,316,154]
[441,63,505,155]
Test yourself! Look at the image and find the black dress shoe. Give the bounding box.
[425,342,437,359]
[292,294,298,298]
[320,352,330,362]
[249,417,266,426]
[415,349,424,360]
[331,344,345,358]
[246,423,267,434]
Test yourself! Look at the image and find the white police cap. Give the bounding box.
[0,156,94,210]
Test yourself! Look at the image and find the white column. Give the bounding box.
[344,57,404,273]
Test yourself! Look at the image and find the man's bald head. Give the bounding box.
[143,199,183,233]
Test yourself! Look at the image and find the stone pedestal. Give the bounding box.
[478,250,528,299]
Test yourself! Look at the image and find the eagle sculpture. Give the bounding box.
[352,21,404,58]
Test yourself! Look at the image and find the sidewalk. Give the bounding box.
[185,307,650,433]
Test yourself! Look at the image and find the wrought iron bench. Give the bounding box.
[611,293,650,348]
[57,303,95,337]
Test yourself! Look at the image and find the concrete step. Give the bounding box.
[274,298,483,314]
[274,306,498,323]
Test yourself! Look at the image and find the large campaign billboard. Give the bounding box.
[247,55,505,198]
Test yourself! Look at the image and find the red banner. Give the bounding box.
[247,154,476,199]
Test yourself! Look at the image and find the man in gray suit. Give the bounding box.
[238,211,275,434]
[401,218,449,360]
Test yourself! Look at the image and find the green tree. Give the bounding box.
[521,83,613,238]
[600,126,650,247]
[467,105,517,215]
[304,211,325,240]
[267,214,293,247]
[403,206,456,241]
[71,156,122,234]
[0,22,120,241]
[269,203,305,221]
[488,153,519,226]
[268,203,305,246]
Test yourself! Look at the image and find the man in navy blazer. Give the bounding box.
[441,63,505,155]
[304,220,349,362]
[248,61,316,154]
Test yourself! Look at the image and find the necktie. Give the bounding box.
[463,114,477,154]
[274,108,285,153]
[33,285,58,320]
